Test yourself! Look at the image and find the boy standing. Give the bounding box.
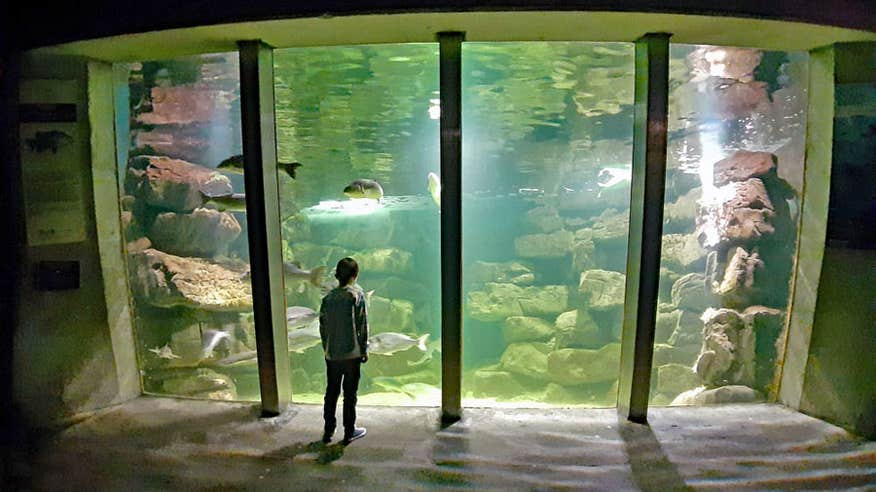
[319,257,368,444]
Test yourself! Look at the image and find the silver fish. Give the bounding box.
[343,179,384,201]
[201,191,247,212]
[217,154,302,179]
[368,332,429,356]
[148,344,181,360]
[286,306,318,330]
[287,321,322,354]
[284,262,326,287]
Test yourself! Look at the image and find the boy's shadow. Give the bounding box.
[268,440,346,465]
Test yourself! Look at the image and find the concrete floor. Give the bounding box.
[9,397,876,491]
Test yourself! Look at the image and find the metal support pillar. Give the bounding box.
[617,33,670,423]
[238,40,290,416]
[438,31,464,424]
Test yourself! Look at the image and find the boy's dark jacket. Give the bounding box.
[319,284,369,360]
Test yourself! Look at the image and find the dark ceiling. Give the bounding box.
[7,0,876,51]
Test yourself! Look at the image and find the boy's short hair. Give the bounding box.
[335,257,359,286]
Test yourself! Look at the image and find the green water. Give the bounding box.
[120,42,806,409]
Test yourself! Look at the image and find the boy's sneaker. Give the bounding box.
[343,427,366,444]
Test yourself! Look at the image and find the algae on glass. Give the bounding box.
[461,42,635,407]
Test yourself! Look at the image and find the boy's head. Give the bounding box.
[335,257,359,286]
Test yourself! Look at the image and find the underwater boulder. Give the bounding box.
[660,233,707,273]
[667,310,705,348]
[671,273,717,312]
[554,309,608,349]
[652,343,700,367]
[659,268,680,302]
[517,285,569,318]
[571,237,596,272]
[710,246,765,308]
[694,308,755,387]
[547,343,620,386]
[578,270,626,311]
[467,283,568,322]
[503,316,554,344]
[695,178,776,250]
[712,151,777,187]
[500,343,552,381]
[670,384,763,405]
[663,187,701,234]
[289,242,346,276]
[656,363,701,396]
[126,155,232,212]
[524,205,564,233]
[355,247,413,275]
[148,208,241,258]
[514,229,574,258]
[655,309,682,344]
[472,368,528,398]
[130,248,252,311]
[369,295,415,334]
[468,261,535,287]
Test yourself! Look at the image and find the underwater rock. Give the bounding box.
[365,276,433,306]
[547,343,620,386]
[355,247,413,275]
[514,229,574,258]
[161,368,236,399]
[656,363,701,396]
[554,309,608,349]
[694,308,755,387]
[524,205,564,233]
[517,285,569,318]
[468,261,535,287]
[500,343,551,381]
[663,187,701,234]
[742,305,784,392]
[659,268,680,302]
[655,310,682,344]
[712,151,777,187]
[148,208,241,258]
[671,273,717,312]
[696,178,776,250]
[138,86,236,126]
[667,310,706,348]
[571,237,596,272]
[578,270,626,312]
[130,248,252,311]
[369,296,415,334]
[575,209,630,271]
[711,246,765,308]
[472,368,528,397]
[467,283,569,322]
[661,233,707,273]
[652,343,701,367]
[670,384,763,406]
[503,316,554,344]
[288,242,346,277]
[126,237,152,254]
[126,155,232,212]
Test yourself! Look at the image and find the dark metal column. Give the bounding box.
[438,31,464,423]
[238,40,290,416]
[617,33,671,423]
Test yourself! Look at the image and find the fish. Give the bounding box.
[200,191,247,212]
[596,166,632,189]
[148,344,181,360]
[407,340,442,367]
[199,329,232,360]
[287,321,322,353]
[286,306,318,330]
[213,350,257,367]
[343,179,384,201]
[427,172,441,207]
[217,154,302,179]
[25,130,72,153]
[284,262,326,287]
[368,333,429,356]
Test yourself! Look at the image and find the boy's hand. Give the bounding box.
[361,355,368,363]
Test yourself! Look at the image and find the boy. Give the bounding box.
[319,257,369,444]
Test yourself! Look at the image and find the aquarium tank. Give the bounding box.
[115,41,808,409]
[648,45,808,406]
[117,53,261,401]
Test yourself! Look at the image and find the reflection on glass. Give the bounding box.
[118,53,260,400]
[274,44,442,406]
[650,46,808,406]
[461,42,634,407]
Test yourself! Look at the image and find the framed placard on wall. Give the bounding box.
[19,80,87,246]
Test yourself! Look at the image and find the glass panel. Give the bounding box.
[119,53,260,400]
[273,44,442,406]
[650,46,808,406]
[461,42,635,407]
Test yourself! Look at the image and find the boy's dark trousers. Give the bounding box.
[323,358,362,436]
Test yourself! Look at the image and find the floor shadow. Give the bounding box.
[618,417,691,492]
[266,439,346,465]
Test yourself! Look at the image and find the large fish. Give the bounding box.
[284,262,326,287]
[368,332,429,356]
[427,172,441,207]
[286,306,318,330]
[343,179,384,201]
[217,154,302,180]
[200,191,247,212]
